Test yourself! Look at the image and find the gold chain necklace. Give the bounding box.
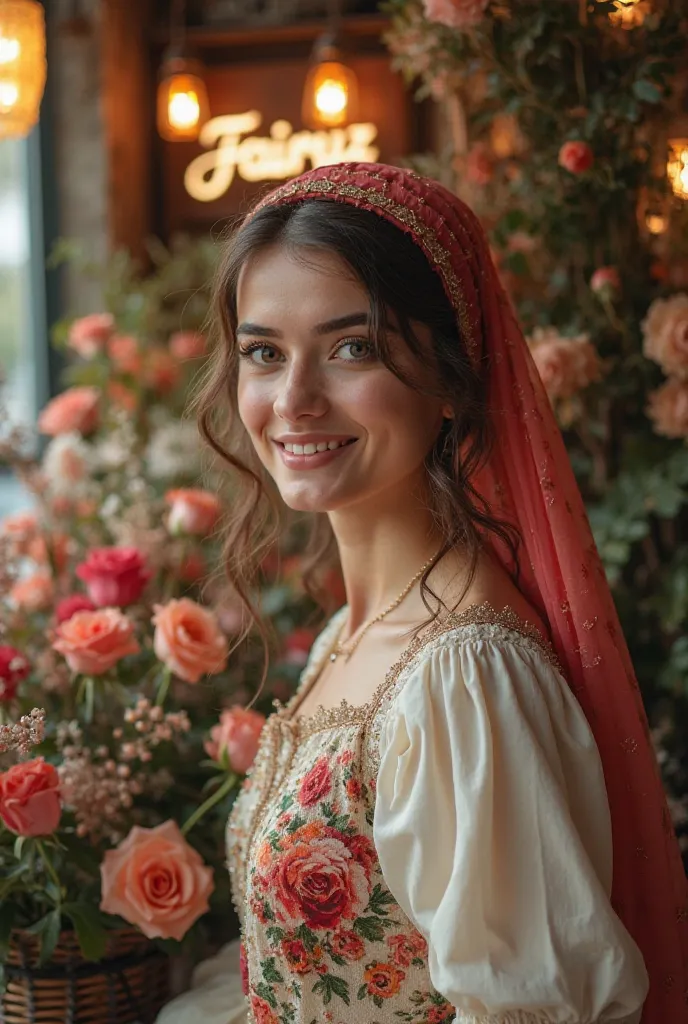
[329,550,439,664]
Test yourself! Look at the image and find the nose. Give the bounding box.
[273,361,330,422]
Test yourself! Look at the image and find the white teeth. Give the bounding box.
[282,439,353,454]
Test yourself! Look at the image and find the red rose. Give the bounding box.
[55,594,96,624]
[346,832,378,874]
[558,140,594,174]
[330,929,365,961]
[387,930,428,967]
[239,942,249,996]
[280,937,321,974]
[269,829,370,930]
[76,547,151,607]
[0,646,30,701]
[298,757,332,807]
[363,961,406,999]
[590,266,620,298]
[346,777,362,801]
[427,1004,455,1024]
[0,758,62,836]
[250,996,278,1024]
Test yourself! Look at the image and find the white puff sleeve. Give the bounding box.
[373,636,649,1024]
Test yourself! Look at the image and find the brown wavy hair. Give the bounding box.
[193,198,521,671]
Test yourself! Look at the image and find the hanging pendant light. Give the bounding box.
[0,0,47,139]
[302,0,358,130]
[157,0,209,142]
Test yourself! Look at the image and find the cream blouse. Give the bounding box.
[156,610,648,1024]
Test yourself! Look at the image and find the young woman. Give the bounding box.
[159,163,688,1024]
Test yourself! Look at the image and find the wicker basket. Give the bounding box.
[1,927,169,1024]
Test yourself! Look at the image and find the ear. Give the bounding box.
[442,406,454,419]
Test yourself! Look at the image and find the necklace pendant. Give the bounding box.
[330,652,338,662]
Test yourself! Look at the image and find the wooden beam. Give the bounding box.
[101,0,154,263]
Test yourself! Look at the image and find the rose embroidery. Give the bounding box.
[298,756,333,807]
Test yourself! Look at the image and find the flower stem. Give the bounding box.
[155,667,172,707]
[181,772,238,837]
[36,839,63,906]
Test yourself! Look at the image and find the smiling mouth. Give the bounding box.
[278,439,358,455]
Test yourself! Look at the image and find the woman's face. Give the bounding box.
[235,244,447,514]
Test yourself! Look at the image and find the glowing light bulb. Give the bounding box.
[0,83,19,110]
[645,213,668,235]
[315,78,348,119]
[667,141,688,201]
[0,38,21,64]
[169,88,200,131]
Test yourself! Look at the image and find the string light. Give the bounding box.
[667,139,688,201]
[0,0,46,139]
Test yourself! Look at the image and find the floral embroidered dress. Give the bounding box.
[226,604,648,1024]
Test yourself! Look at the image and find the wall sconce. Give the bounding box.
[302,0,358,129]
[667,139,688,200]
[157,0,209,142]
[0,0,47,139]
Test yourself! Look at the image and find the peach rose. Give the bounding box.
[152,598,229,683]
[38,386,100,437]
[10,572,54,612]
[528,328,602,401]
[169,331,206,361]
[423,0,488,29]
[1,511,39,555]
[204,707,265,773]
[27,532,71,573]
[144,348,181,395]
[108,334,142,375]
[646,378,688,439]
[107,380,138,413]
[165,489,222,536]
[67,313,115,358]
[642,293,688,379]
[558,140,594,174]
[52,607,140,675]
[0,758,62,836]
[363,961,406,999]
[100,820,214,940]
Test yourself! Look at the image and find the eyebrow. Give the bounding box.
[236,312,370,339]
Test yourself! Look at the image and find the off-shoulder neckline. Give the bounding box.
[277,601,561,738]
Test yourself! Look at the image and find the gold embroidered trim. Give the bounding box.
[284,602,561,740]
[250,175,478,361]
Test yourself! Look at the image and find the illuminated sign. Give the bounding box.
[184,110,380,202]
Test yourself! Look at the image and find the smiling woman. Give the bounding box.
[176,163,688,1024]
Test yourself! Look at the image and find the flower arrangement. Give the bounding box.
[384,0,688,854]
[0,240,337,978]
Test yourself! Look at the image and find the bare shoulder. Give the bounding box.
[431,546,549,640]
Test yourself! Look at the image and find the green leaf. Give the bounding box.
[262,957,284,984]
[13,836,26,861]
[63,903,108,961]
[255,981,277,1009]
[632,80,663,104]
[28,909,61,966]
[354,916,387,942]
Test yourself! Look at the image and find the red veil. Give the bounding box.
[253,162,688,1022]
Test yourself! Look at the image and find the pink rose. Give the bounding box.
[170,331,206,361]
[144,348,181,395]
[298,756,332,807]
[251,996,279,1024]
[0,511,39,555]
[108,334,142,375]
[646,378,688,439]
[284,628,317,667]
[76,547,151,607]
[590,266,620,299]
[528,328,603,401]
[55,594,97,624]
[642,293,688,379]
[267,824,370,930]
[387,930,428,967]
[38,387,100,437]
[0,645,30,701]
[558,140,594,174]
[423,0,488,29]
[0,758,62,836]
[52,607,140,675]
[330,929,365,961]
[152,598,229,683]
[10,572,54,612]
[204,707,265,773]
[100,820,214,940]
[165,488,222,536]
[67,313,115,358]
